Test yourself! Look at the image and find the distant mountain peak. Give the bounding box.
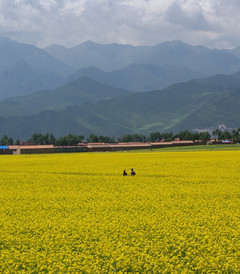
[75,40,98,49]
[44,44,67,50]
[81,40,97,45]
[154,40,189,48]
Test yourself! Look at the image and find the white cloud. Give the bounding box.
[0,0,240,48]
[165,1,212,31]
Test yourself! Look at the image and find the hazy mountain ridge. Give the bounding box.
[1,37,240,100]
[66,64,202,92]
[0,37,75,99]
[45,41,151,71]
[45,40,240,75]
[0,59,64,99]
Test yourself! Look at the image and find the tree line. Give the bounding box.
[212,129,240,141]
[1,129,240,146]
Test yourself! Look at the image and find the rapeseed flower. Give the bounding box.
[0,151,239,272]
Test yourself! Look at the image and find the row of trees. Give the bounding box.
[31,133,85,146]
[121,129,240,142]
[1,129,240,146]
[0,135,15,145]
[212,129,240,141]
[0,133,115,146]
[118,131,211,142]
[30,133,115,145]
[28,131,212,144]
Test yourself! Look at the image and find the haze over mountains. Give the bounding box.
[0,37,74,99]
[66,64,201,92]
[45,40,240,75]
[1,37,240,139]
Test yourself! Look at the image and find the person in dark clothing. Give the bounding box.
[123,170,127,176]
[131,168,136,176]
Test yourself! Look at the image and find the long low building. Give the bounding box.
[6,140,200,154]
[87,142,152,152]
[9,145,55,154]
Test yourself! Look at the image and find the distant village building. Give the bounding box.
[193,124,237,138]
[20,141,34,146]
[0,145,10,154]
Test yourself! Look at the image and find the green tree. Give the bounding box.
[162,132,174,142]
[0,135,8,145]
[149,132,162,142]
[199,132,211,142]
[15,139,20,145]
[7,137,14,145]
[49,134,56,145]
[118,134,133,142]
[87,134,99,143]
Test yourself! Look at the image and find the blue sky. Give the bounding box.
[0,0,240,49]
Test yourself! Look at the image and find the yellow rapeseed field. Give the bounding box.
[0,149,240,273]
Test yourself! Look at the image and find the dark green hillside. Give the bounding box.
[1,70,240,140]
[2,72,240,140]
[0,77,133,116]
[193,73,240,88]
[81,81,224,134]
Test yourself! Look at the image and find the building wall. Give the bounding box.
[20,148,55,154]
[54,147,88,153]
[0,149,12,155]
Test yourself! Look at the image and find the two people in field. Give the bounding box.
[123,169,136,176]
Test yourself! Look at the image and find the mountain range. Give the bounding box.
[2,37,240,98]
[1,37,240,139]
[66,64,201,92]
[45,40,240,75]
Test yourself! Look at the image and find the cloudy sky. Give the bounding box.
[0,0,240,49]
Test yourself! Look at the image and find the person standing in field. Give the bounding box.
[123,170,127,176]
[131,169,136,176]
